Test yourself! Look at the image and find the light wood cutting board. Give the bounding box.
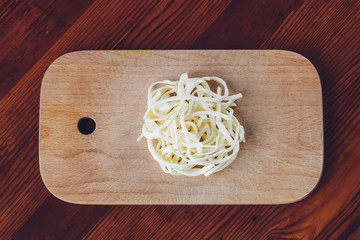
[39,50,323,204]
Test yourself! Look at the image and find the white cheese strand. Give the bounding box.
[138,73,245,177]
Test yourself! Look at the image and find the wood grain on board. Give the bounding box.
[39,50,322,204]
[1,0,359,239]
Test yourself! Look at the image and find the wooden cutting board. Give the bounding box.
[39,50,323,204]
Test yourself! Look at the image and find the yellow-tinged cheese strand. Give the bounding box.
[138,73,245,177]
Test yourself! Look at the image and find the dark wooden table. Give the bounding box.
[1,0,359,239]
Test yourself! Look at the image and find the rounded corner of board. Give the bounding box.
[40,177,80,205]
[55,50,92,62]
[43,50,92,76]
[284,174,323,205]
[271,49,318,69]
[274,50,323,98]
[39,161,77,205]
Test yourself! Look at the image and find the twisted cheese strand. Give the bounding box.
[138,73,245,176]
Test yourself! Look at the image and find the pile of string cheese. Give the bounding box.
[137,73,245,176]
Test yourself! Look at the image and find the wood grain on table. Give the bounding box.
[0,0,359,239]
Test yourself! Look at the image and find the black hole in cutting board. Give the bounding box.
[78,117,96,135]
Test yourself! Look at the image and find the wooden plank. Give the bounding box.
[191,0,303,49]
[0,0,94,99]
[39,50,323,204]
